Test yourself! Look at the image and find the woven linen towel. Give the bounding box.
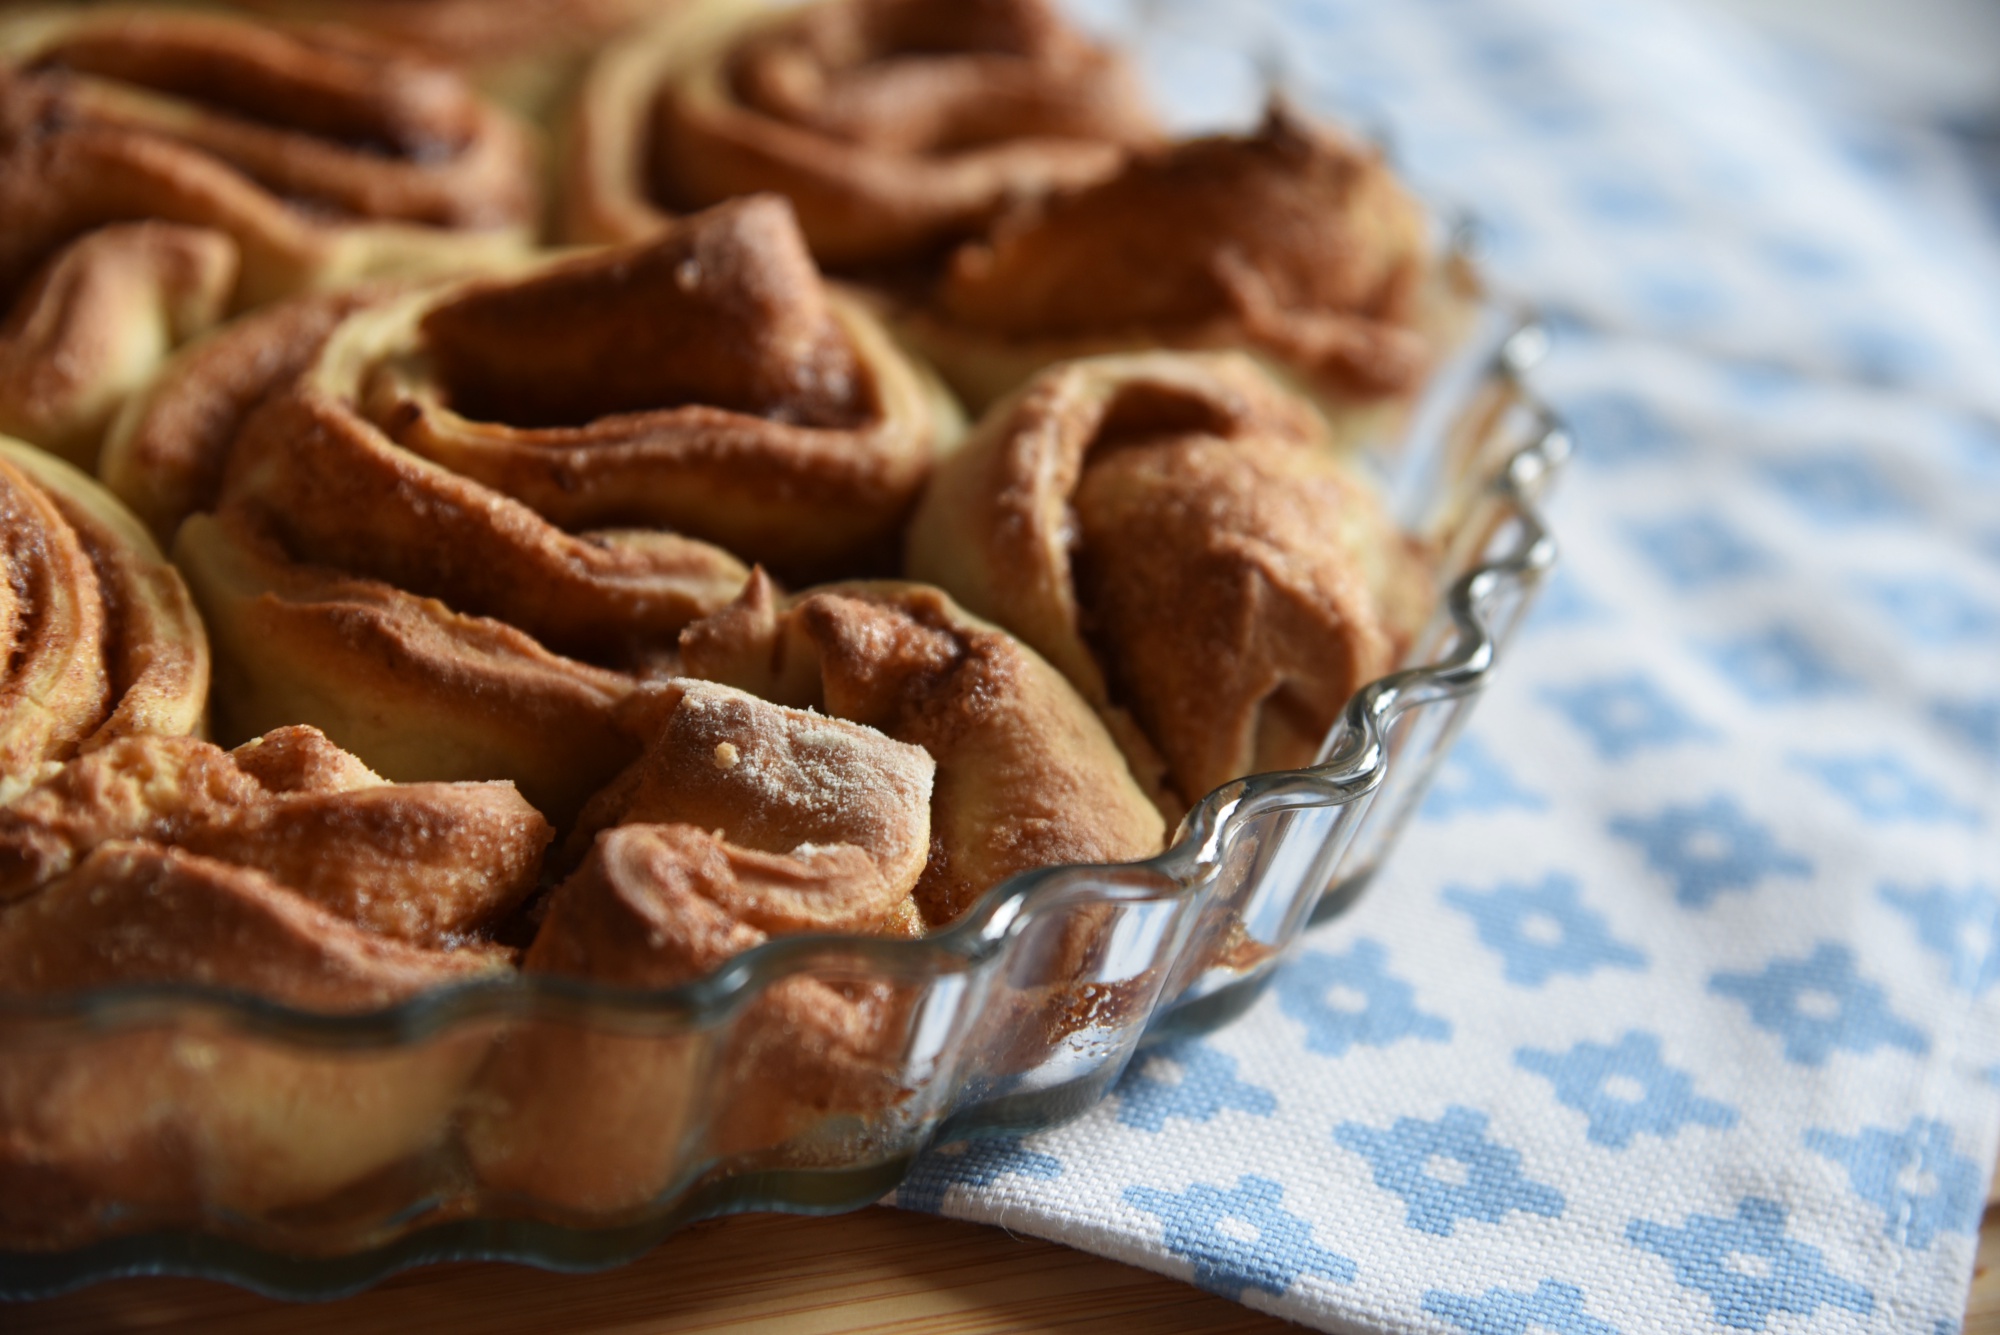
[894,2,2000,1331]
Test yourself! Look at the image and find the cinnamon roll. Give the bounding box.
[906,352,1436,813]
[563,0,1158,266]
[0,725,547,1238]
[134,197,958,822]
[898,105,1478,432]
[0,434,208,807]
[467,680,936,1210]
[0,6,539,464]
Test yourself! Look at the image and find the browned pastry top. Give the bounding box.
[573,678,935,937]
[0,9,537,307]
[722,0,1147,158]
[906,352,1436,811]
[415,193,868,432]
[680,574,1166,925]
[0,726,552,946]
[222,0,665,68]
[937,105,1435,397]
[572,0,1157,266]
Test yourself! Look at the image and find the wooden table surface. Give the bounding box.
[15,1167,2000,1333]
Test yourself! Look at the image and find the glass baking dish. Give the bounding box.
[0,305,1565,1303]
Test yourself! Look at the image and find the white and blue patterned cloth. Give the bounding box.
[893,1,2000,1330]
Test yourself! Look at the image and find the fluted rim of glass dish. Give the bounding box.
[0,316,1568,1052]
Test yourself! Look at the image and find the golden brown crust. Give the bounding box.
[353,195,959,581]
[0,221,235,467]
[172,509,640,826]
[0,728,552,945]
[573,679,935,936]
[0,436,209,806]
[901,105,1473,422]
[99,284,387,544]
[0,7,542,466]
[0,841,510,1232]
[468,680,942,1210]
[139,199,961,819]
[220,0,664,69]
[564,0,1158,266]
[680,573,1165,924]
[905,352,1436,811]
[466,822,918,1211]
[0,840,508,1005]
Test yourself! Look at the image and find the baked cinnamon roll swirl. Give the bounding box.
[563,0,1158,266]
[0,6,538,463]
[906,353,1436,813]
[467,680,936,1209]
[0,724,546,1238]
[0,435,208,807]
[129,198,956,822]
[899,105,1477,431]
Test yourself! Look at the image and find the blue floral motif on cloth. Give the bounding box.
[1931,696,2000,764]
[1556,390,1684,466]
[1114,1041,1277,1132]
[1793,752,1984,825]
[1419,736,1548,820]
[896,1137,1062,1215]
[1442,874,1647,986]
[1607,795,1812,908]
[1541,674,1715,760]
[1855,576,2000,645]
[1627,1198,1874,1330]
[1334,1106,1565,1236]
[1515,1031,1738,1148]
[1422,1279,1620,1335]
[1702,624,1858,703]
[1709,943,1930,1066]
[1804,1118,1985,1250]
[1881,883,2000,994]
[1626,512,1774,589]
[1123,1176,1356,1299]
[1273,939,1451,1056]
[1758,449,1916,525]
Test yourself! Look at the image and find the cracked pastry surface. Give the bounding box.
[0,435,208,807]
[906,351,1436,812]
[563,0,1157,266]
[899,104,1474,428]
[0,6,538,464]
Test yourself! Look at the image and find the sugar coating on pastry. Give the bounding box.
[906,351,1436,811]
[680,573,1166,924]
[0,726,552,946]
[576,678,935,935]
[563,0,1158,265]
